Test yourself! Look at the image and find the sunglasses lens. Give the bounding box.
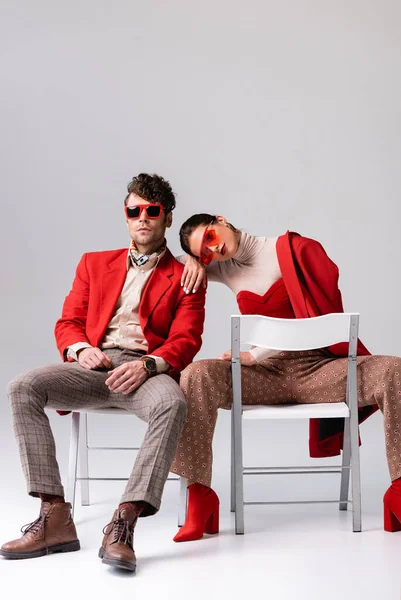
[203,230,216,245]
[146,205,161,217]
[125,205,162,219]
[201,253,213,265]
[200,228,217,265]
[126,206,141,219]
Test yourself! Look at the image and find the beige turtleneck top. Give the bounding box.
[180,231,283,362]
[205,232,281,295]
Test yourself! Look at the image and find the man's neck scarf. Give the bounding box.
[129,239,167,269]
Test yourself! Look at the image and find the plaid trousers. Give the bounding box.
[7,349,187,516]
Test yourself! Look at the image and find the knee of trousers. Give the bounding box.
[181,359,226,388]
[150,388,188,424]
[378,364,401,395]
[7,370,47,409]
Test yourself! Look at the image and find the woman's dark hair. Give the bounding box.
[179,214,217,257]
[124,173,176,213]
[179,213,239,257]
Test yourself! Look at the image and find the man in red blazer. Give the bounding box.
[1,173,206,572]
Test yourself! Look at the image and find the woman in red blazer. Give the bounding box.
[170,213,401,542]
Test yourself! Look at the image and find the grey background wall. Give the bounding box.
[1,1,400,512]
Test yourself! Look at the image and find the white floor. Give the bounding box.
[1,481,401,600]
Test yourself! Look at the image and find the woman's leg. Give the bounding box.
[171,355,290,541]
[170,355,290,487]
[356,355,401,481]
[288,352,401,481]
[286,350,401,531]
[172,351,401,484]
[170,359,233,487]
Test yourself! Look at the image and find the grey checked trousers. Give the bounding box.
[7,349,187,516]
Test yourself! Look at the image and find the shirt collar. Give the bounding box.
[126,240,167,272]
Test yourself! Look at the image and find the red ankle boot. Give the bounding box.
[383,478,401,532]
[173,483,220,542]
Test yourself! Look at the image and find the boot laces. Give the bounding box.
[20,514,45,536]
[102,517,136,546]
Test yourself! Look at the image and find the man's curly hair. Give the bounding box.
[124,173,176,213]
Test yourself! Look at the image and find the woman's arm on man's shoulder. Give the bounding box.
[176,253,223,293]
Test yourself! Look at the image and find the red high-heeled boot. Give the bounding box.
[383,478,401,532]
[173,483,220,542]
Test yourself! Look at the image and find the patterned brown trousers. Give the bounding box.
[7,349,187,516]
[170,350,401,487]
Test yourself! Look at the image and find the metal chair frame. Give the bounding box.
[230,313,361,534]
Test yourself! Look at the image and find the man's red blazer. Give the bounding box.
[54,247,206,416]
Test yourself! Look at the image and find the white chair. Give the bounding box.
[64,407,187,525]
[230,313,361,534]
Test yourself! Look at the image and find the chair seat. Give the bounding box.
[242,401,349,420]
[53,407,128,415]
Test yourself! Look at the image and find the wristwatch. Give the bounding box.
[140,356,158,378]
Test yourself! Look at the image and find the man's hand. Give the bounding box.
[181,255,207,294]
[105,360,148,395]
[78,347,113,370]
[217,350,257,367]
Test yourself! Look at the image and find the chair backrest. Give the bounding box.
[231,313,359,357]
[230,313,360,412]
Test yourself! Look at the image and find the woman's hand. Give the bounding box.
[181,255,207,294]
[218,350,257,367]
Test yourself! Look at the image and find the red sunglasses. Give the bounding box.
[124,203,164,220]
[199,226,218,265]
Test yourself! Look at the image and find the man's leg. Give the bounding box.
[7,356,119,498]
[4,350,186,567]
[118,374,187,513]
[1,349,122,560]
[98,373,187,571]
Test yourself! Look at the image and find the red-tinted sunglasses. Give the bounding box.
[124,203,164,220]
[199,226,218,265]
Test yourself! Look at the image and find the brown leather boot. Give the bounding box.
[98,504,140,572]
[0,501,80,559]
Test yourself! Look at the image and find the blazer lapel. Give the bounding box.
[140,249,174,330]
[97,251,128,344]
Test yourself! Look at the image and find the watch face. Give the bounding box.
[144,358,157,375]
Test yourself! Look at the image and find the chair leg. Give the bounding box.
[230,407,236,513]
[66,412,80,519]
[79,412,90,506]
[350,431,362,531]
[233,401,244,534]
[339,417,351,511]
[349,374,362,532]
[178,477,188,527]
[231,319,244,535]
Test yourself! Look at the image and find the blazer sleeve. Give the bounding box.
[296,237,370,356]
[150,286,206,373]
[296,238,344,315]
[54,253,91,360]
